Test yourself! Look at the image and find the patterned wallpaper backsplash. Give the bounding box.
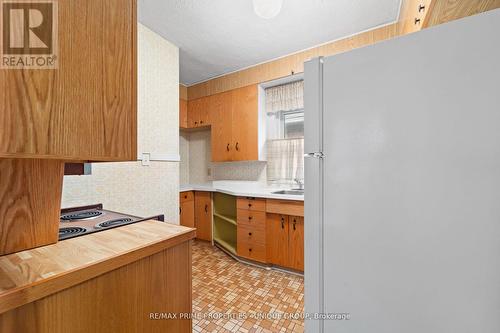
[180,129,267,185]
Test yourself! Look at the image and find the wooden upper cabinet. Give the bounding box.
[0,0,137,162]
[210,85,258,162]
[211,91,233,162]
[188,97,211,128]
[231,85,258,161]
[179,99,188,129]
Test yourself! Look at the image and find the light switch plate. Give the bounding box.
[141,153,151,166]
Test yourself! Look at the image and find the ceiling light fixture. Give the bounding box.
[253,0,283,19]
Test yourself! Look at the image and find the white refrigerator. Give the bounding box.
[304,9,500,333]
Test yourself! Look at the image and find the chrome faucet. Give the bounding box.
[293,178,304,190]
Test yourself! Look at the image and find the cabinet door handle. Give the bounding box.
[415,17,421,25]
[281,217,285,229]
[248,216,253,221]
[248,232,252,236]
[248,203,252,208]
[195,121,198,125]
[249,248,252,252]
[200,120,204,124]
[418,4,425,12]
[179,207,182,214]
[236,142,239,151]
[226,143,230,151]
[204,204,208,213]
[293,218,297,231]
[184,195,187,199]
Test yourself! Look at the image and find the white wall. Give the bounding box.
[62,23,180,223]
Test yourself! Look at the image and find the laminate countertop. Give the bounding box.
[180,181,304,201]
[0,220,195,314]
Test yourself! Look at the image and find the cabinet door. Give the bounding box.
[288,216,304,271]
[187,99,200,128]
[0,0,136,161]
[211,91,233,162]
[180,200,195,228]
[231,85,258,161]
[179,99,188,128]
[194,191,212,241]
[266,214,289,267]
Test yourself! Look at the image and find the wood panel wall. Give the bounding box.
[186,0,499,100]
[424,0,500,27]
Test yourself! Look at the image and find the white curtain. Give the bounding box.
[266,138,304,185]
[265,80,304,114]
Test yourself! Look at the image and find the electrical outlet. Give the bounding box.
[142,153,151,166]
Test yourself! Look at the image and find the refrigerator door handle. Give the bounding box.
[305,152,324,159]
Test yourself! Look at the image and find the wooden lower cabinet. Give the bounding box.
[180,191,212,241]
[180,192,195,228]
[266,214,290,267]
[194,192,212,241]
[288,216,304,271]
[0,242,192,333]
[266,214,304,271]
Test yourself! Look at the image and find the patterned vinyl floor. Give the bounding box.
[192,240,305,333]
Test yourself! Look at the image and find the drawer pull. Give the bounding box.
[248,203,252,208]
[249,248,252,252]
[227,143,230,151]
[418,4,425,12]
[248,216,253,221]
[205,204,208,213]
[184,195,187,199]
[248,232,252,236]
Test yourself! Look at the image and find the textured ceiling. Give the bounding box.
[138,0,401,85]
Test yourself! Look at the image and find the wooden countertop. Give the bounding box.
[0,220,195,314]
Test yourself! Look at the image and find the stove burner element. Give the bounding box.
[94,218,133,229]
[59,227,88,240]
[61,210,103,221]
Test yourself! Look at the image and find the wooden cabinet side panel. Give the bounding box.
[194,192,212,241]
[0,159,64,255]
[0,242,192,333]
[266,214,289,267]
[0,0,136,161]
[231,85,259,161]
[288,216,304,271]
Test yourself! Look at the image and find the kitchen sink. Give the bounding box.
[272,190,304,195]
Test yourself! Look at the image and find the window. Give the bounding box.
[282,110,304,139]
[265,80,304,186]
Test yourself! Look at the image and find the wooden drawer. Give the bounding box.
[236,210,266,229]
[237,224,265,245]
[237,197,266,212]
[266,199,304,217]
[180,191,194,203]
[237,241,266,263]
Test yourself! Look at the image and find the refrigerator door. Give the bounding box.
[304,58,324,333]
[320,10,500,333]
